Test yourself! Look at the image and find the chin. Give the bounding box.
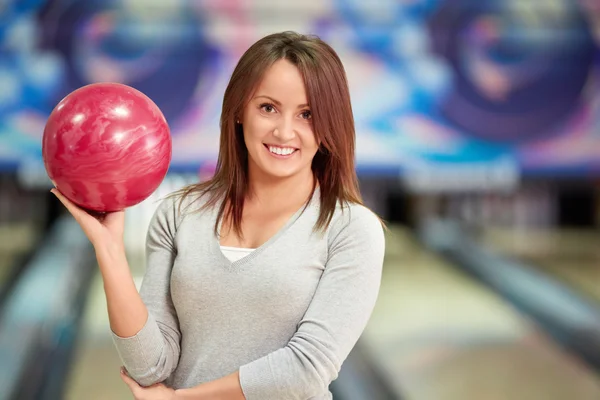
[255,160,304,179]
[262,168,300,180]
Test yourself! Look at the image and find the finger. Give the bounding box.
[51,189,106,232]
[120,370,146,400]
[120,368,140,390]
[51,189,87,220]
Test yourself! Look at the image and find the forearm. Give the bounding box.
[96,242,148,338]
[175,371,245,400]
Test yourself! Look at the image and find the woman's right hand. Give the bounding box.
[51,188,126,252]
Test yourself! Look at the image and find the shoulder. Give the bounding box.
[327,201,386,250]
[150,186,217,231]
[330,201,384,233]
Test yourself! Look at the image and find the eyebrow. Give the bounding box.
[254,95,309,109]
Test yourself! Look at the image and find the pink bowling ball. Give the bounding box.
[42,82,172,212]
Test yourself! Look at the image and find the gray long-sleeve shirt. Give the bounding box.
[112,188,385,399]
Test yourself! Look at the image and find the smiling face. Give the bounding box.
[241,58,319,182]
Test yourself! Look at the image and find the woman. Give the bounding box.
[53,31,385,400]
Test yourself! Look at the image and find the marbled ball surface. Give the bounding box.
[43,83,172,212]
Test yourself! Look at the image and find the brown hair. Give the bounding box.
[172,31,365,236]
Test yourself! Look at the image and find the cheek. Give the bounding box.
[244,116,273,143]
[302,129,319,153]
[242,124,261,147]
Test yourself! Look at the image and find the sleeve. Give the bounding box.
[238,205,385,400]
[111,196,182,387]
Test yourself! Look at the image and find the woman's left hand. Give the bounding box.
[120,367,177,400]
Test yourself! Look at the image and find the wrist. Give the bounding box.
[94,240,126,262]
[174,388,203,400]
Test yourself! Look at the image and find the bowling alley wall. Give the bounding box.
[1,0,599,182]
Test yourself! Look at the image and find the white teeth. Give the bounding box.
[269,146,295,156]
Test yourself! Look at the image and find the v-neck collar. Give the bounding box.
[210,187,320,270]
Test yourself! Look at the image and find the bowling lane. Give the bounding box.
[64,179,600,399]
[0,176,45,303]
[0,222,40,302]
[359,225,600,399]
[64,266,141,400]
[480,227,600,304]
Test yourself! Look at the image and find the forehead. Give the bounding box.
[254,59,308,103]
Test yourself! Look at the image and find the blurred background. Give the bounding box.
[2,0,600,399]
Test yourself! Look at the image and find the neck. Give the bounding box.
[247,168,316,211]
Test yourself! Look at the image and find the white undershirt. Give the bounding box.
[220,246,255,262]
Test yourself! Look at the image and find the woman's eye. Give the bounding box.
[260,104,276,113]
[301,110,312,120]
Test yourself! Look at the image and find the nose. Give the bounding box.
[273,116,295,141]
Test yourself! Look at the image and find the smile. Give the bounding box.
[264,144,298,158]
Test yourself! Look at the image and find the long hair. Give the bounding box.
[172,31,365,236]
